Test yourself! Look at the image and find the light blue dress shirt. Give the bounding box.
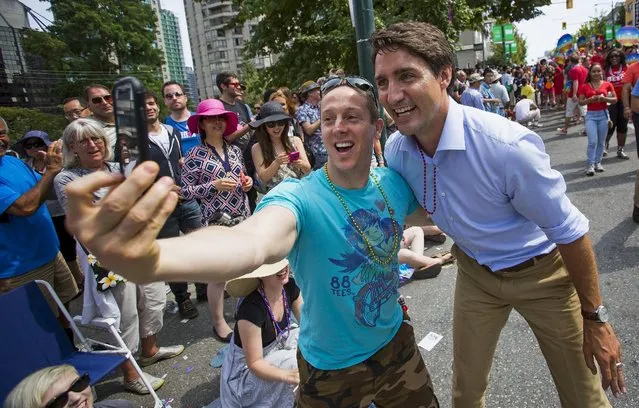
[385,98,589,271]
[460,88,485,111]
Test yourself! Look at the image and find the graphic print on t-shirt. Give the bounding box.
[329,202,400,328]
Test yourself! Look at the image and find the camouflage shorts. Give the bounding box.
[296,322,439,408]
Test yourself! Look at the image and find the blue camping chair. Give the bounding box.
[0,280,162,407]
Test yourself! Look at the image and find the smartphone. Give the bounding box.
[113,77,149,176]
[288,151,300,162]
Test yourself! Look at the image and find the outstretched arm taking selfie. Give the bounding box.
[64,161,297,284]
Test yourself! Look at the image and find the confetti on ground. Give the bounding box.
[161,373,168,379]
[183,355,188,360]
[172,362,180,369]
[180,319,189,323]
[405,296,412,299]
[185,365,194,374]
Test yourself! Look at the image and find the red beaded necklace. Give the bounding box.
[415,137,437,214]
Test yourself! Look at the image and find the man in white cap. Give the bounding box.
[460,73,486,110]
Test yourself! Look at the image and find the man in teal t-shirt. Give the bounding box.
[64,79,440,408]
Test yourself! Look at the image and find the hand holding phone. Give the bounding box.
[288,151,300,162]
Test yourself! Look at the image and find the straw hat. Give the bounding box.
[187,99,239,136]
[225,259,289,297]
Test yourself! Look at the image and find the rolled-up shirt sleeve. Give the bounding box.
[505,132,589,244]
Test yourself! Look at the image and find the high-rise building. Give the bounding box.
[185,66,198,102]
[0,0,58,109]
[184,0,273,98]
[145,0,170,83]
[0,0,29,106]
[160,9,187,86]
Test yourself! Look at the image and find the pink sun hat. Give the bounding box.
[187,99,239,137]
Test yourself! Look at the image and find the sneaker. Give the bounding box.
[594,163,605,172]
[532,122,543,128]
[617,148,630,160]
[633,205,639,223]
[138,345,185,367]
[124,372,165,394]
[585,165,595,176]
[579,129,587,136]
[603,150,608,157]
[178,299,199,319]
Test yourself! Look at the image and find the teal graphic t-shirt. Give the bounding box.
[256,167,418,370]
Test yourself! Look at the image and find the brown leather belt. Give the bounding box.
[491,248,558,273]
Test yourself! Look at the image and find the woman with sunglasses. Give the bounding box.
[14,131,84,290]
[250,101,311,193]
[4,365,133,408]
[604,49,630,159]
[55,119,174,394]
[183,99,253,343]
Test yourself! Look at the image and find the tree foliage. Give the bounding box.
[0,107,68,143]
[229,0,551,87]
[489,26,528,66]
[575,5,625,39]
[21,0,165,100]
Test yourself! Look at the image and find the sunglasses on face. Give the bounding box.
[65,108,87,118]
[24,141,45,149]
[164,92,184,99]
[320,76,379,108]
[266,120,288,128]
[90,95,113,105]
[225,82,242,88]
[44,373,90,408]
[75,136,105,148]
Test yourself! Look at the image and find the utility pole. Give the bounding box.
[351,0,376,84]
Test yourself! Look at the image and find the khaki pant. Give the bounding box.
[111,281,166,355]
[451,245,610,408]
[0,252,79,314]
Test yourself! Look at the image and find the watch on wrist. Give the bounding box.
[581,305,609,323]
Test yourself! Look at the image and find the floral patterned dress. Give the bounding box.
[182,142,251,225]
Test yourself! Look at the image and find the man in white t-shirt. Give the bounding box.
[514,96,542,127]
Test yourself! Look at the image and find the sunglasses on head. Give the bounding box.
[24,141,45,149]
[91,94,113,105]
[320,76,378,108]
[164,91,184,99]
[44,373,90,408]
[266,120,288,128]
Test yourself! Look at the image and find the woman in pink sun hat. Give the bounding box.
[183,99,252,343]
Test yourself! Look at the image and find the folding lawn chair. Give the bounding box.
[0,280,164,408]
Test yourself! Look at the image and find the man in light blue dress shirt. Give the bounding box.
[459,74,485,111]
[372,21,624,408]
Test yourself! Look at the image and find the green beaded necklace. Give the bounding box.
[323,164,400,266]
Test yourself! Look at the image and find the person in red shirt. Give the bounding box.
[578,62,617,176]
[553,63,565,108]
[622,50,639,158]
[603,49,630,159]
[558,55,588,135]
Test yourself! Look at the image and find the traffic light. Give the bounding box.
[566,0,573,9]
[562,21,567,30]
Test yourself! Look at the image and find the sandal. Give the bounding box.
[213,328,233,343]
[433,251,455,266]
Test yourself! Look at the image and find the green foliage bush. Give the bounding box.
[0,107,68,143]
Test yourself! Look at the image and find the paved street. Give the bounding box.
[84,109,639,408]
